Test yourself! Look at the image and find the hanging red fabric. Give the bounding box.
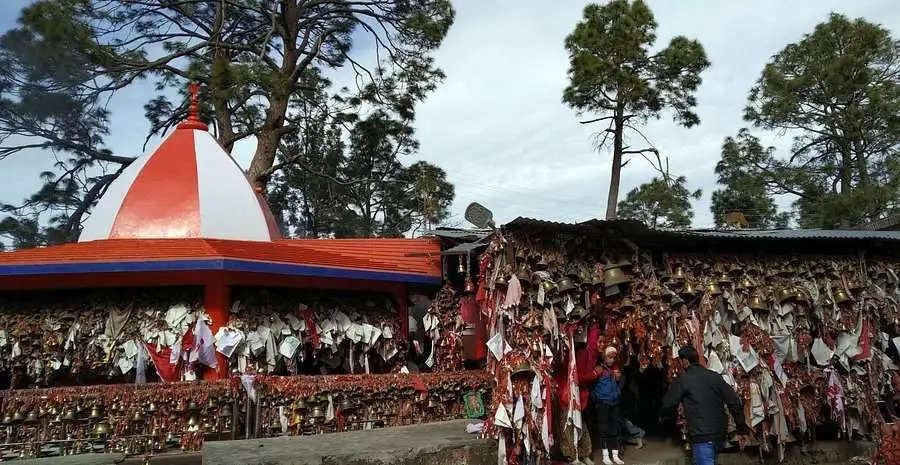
[143,343,180,382]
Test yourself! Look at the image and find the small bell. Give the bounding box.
[219,405,233,418]
[737,277,753,290]
[620,298,635,310]
[603,262,631,287]
[464,278,476,293]
[540,280,557,296]
[672,266,686,281]
[24,410,38,424]
[457,256,466,274]
[516,263,532,283]
[147,403,158,413]
[90,406,103,419]
[92,422,111,437]
[749,294,769,311]
[718,272,732,284]
[557,277,576,293]
[132,411,144,423]
[12,411,24,423]
[778,287,795,304]
[495,274,508,287]
[681,280,697,295]
[833,287,852,304]
[62,409,76,422]
[341,399,356,412]
[311,405,325,418]
[706,281,722,296]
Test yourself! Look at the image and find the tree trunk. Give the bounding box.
[606,105,625,220]
[247,97,290,189]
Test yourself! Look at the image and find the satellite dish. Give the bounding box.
[465,202,495,230]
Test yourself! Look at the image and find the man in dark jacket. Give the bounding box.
[660,347,748,465]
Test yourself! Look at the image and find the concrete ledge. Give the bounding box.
[202,420,494,465]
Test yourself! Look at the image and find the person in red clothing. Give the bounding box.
[552,321,600,465]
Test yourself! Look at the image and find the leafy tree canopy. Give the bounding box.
[618,176,701,229]
[563,0,709,219]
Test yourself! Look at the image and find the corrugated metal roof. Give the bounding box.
[673,228,900,241]
[426,228,493,240]
[503,217,900,244]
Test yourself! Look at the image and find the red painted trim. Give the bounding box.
[110,130,201,238]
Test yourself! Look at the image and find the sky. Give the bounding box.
[2,1,900,230]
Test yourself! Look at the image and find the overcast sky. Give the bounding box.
[2,1,900,230]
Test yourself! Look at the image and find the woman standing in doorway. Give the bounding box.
[592,346,624,465]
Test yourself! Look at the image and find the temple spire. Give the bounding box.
[177,82,208,130]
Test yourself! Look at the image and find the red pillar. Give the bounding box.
[203,280,230,380]
[391,285,409,341]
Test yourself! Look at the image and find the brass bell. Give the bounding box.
[620,298,635,310]
[540,280,557,295]
[672,266,686,281]
[90,406,103,419]
[464,278,476,293]
[603,262,631,287]
[1,415,11,425]
[457,256,466,274]
[794,288,808,303]
[188,401,200,411]
[186,415,200,427]
[340,399,356,411]
[516,246,527,259]
[516,264,532,283]
[749,294,769,311]
[737,277,753,290]
[511,362,533,377]
[718,273,732,284]
[24,410,38,424]
[681,280,697,295]
[706,281,722,296]
[557,277,576,293]
[569,305,588,320]
[778,287,795,303]
[93,422,111,437]
[12,411,24,423]
[62,409,76,422]
[295,399,308,411]
[311,405,325,418]
[147,403,158,413]
[833,287,852,304]
[495,274,508,287]
[578,268,593,287]
[219,405,233,418]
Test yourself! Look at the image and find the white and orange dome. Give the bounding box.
[80,92,280,242]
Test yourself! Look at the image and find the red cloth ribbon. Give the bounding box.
[143,343,180,382]
[301,306,319,347]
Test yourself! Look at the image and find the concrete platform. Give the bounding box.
[601,437,874,465]
[202,419,493,465]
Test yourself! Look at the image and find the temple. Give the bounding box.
[0,86,488,459]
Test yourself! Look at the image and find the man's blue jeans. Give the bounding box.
[692,441,718,465]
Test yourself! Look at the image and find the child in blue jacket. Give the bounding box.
[591,346,624,465]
